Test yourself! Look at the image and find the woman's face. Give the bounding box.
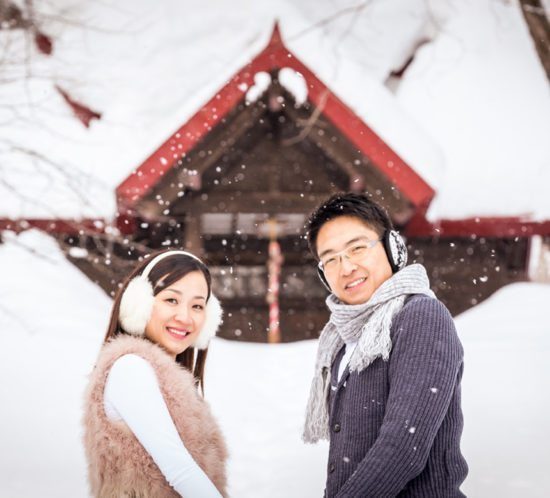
[144,270,209,357]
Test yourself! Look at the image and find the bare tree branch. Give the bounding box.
[0,301,36,334]
[287,1,372,42]
[282,89,329,146]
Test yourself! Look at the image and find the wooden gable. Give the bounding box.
[116,24,434,230]
[133,76,414,225]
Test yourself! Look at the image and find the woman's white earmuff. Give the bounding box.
[193,293,222,350]
[119,273,157,336]
[118,250,223,350]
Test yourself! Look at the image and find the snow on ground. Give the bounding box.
[458,282,550,497]
[0,231,110,497]
[0,230,549,497]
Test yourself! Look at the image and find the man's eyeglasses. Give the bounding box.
[318,239,381,274]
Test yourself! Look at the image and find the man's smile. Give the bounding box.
[344,277,367,290]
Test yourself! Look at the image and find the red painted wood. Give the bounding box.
[405,214,550,237]
[116,23,434,210]
[56,86,102,128]
[3,214,548,238]
[35,31,53,55]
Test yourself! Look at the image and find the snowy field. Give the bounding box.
[0,230,549,497]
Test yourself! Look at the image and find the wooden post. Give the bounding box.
[266,218,283,343]
[184,214,203,257]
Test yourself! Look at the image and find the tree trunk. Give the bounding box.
[519,0,550,83]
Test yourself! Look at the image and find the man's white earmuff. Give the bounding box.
[118,250,223,350]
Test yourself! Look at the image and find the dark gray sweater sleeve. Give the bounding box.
[335,298,463,497]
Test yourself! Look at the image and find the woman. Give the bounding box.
[83,250,228,498]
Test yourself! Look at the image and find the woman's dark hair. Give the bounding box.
[306,192,394,257]
[103,250,212,393]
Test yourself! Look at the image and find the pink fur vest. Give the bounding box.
[82,335,228,498]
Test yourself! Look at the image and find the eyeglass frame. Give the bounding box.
[317,238,382,273]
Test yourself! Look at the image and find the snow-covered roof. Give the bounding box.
[1,0,549,221]
[396,0,550,221]
[117,23,437,212]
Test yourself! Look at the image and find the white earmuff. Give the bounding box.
[194,293,223,350]
[119,274,155,336]
[118,250,223,350]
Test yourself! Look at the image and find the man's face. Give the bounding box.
[316,215,393,305]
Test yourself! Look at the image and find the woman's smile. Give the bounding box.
[166,326,192,340]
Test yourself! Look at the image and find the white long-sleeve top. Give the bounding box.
[103,354,223,498]
[338,340,358,382]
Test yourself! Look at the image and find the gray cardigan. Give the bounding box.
[325,295,468,497]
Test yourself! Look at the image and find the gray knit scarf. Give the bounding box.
[302,263,435,443]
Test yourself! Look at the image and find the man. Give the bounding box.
[303,192,468,497]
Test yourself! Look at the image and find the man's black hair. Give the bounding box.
[306,192,394,257]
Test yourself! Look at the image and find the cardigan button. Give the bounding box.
[333,423,341,433]
[328,463,335,473]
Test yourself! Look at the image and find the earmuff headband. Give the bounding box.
[140,250,204,280]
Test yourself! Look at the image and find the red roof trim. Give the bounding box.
[405,214,550,237]
[116,23,435,210]
[4,216,549,239]
[0,218,134,235]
